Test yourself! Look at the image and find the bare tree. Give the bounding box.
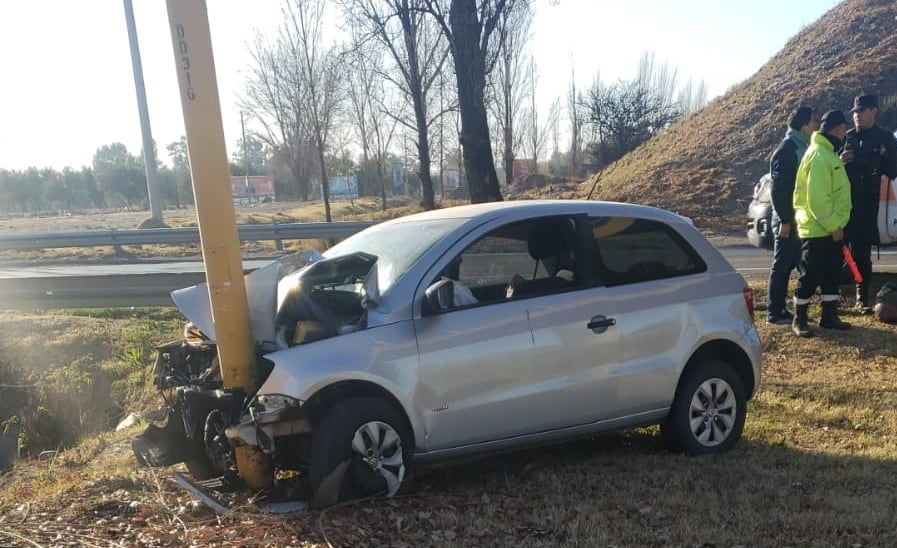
[636,51,679,119]
[584,51,683,167]
[422,0,527,203]
[523,59,559,173]
[345,40,399,210]
[288,0,343,222]
[244,33,316,201]
[341,0,451,210]
[677,76,709,116]
[568,59,584,177]
[488,2,531,186]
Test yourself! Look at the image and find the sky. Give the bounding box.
[0,0,841,171]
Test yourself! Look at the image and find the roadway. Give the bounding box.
[2,243,897,310]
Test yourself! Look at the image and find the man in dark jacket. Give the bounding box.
[842,94,897,313]
[766,106,818,324]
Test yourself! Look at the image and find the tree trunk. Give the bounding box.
[293,157,309,201]
[449,0,502,203]
[401,10,436,211]
[416,140,435,209]
[377,158,387,212]
[502,53,514,186]
[413,101,436,210]
[503,124,513,186]
[315,140,332,222]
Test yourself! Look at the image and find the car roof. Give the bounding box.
[381,199,690,226]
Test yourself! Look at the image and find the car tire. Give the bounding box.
[661,359,747,454]
[309,397,413,502]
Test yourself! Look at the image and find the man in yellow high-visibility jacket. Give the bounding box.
[792,109,853,337]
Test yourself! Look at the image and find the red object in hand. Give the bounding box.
[843,245,863,283]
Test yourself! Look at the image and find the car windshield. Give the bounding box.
[323,218,465,293]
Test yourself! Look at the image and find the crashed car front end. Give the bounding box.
[132,249,378,481]
[224,393,310,457]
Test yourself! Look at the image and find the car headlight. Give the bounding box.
[254,394,301,413]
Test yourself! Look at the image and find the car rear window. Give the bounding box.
[589,217,707,286]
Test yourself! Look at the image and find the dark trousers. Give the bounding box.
[847,237,873,296]
[846,198,877,296]
[767,216,801,314]
[796,236,842,300]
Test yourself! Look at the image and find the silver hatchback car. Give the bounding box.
[135,200,762,501]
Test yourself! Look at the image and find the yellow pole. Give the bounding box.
[165,0,271,489]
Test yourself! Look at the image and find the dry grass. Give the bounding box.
[2,284,897,546]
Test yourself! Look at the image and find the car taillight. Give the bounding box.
[743,287,755,323]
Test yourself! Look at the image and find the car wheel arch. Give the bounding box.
[302,380,418,450]
[680,339,756,399]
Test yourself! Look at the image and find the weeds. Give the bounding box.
[2,285,897,545]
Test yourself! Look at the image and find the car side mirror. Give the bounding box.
[424,279,455,314]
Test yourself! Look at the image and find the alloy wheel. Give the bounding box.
[350,420,405,496]
[688,378,737,447]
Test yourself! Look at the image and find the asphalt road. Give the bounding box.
[3,243,897,309]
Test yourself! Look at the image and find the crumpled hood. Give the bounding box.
[170,250,323,347]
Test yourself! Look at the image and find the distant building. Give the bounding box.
[512,159,537,180]
[392,162,405,194]
[231,175,275,203]
[329,175,359,199]
[309,174,360,200]
[443,169,460,190]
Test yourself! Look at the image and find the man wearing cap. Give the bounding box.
[766,106,819,325]
[841,94,897,313]
[791,109,853,337]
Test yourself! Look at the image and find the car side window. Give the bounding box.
[432,217,584,309]
[590,216,706,287]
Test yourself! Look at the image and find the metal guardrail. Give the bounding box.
[0,221,377,251]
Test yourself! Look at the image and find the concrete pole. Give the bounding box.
[164,0,271,489]
[123,0,163,223]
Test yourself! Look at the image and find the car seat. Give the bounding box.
[510,221,577,298]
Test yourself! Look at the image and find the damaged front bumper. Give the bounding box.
[132,385,242,468]
[224,394,311,454]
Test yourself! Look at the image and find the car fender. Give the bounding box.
[679,327,762,397]
[256,321,426,446]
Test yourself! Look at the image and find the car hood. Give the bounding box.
[170,250,380,349]
[170,250,323,347]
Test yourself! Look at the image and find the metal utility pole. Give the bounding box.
[165,0,271,489]
[123,0,163,223]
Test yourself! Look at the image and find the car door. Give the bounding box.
[414,298,535,450]
[516,214,625,428]
[581,215,710,418]
[414,217,584,450]
[524,284,623,427]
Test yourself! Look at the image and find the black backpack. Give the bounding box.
[874,283,897,323]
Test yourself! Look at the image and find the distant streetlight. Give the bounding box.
[123,0,163,224]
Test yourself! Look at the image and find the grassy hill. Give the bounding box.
[585,0,897,233]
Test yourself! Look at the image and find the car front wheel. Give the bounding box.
[309,397,413,502]
[661,359,747,454]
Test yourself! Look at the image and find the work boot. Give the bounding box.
[820,301,851,330]
[791,303,813,338]
[855,287,873,315]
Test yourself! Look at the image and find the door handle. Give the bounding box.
[587,315,616,334]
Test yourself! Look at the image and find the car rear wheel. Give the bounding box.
[661,359,746,454]
[309,397,412,502]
